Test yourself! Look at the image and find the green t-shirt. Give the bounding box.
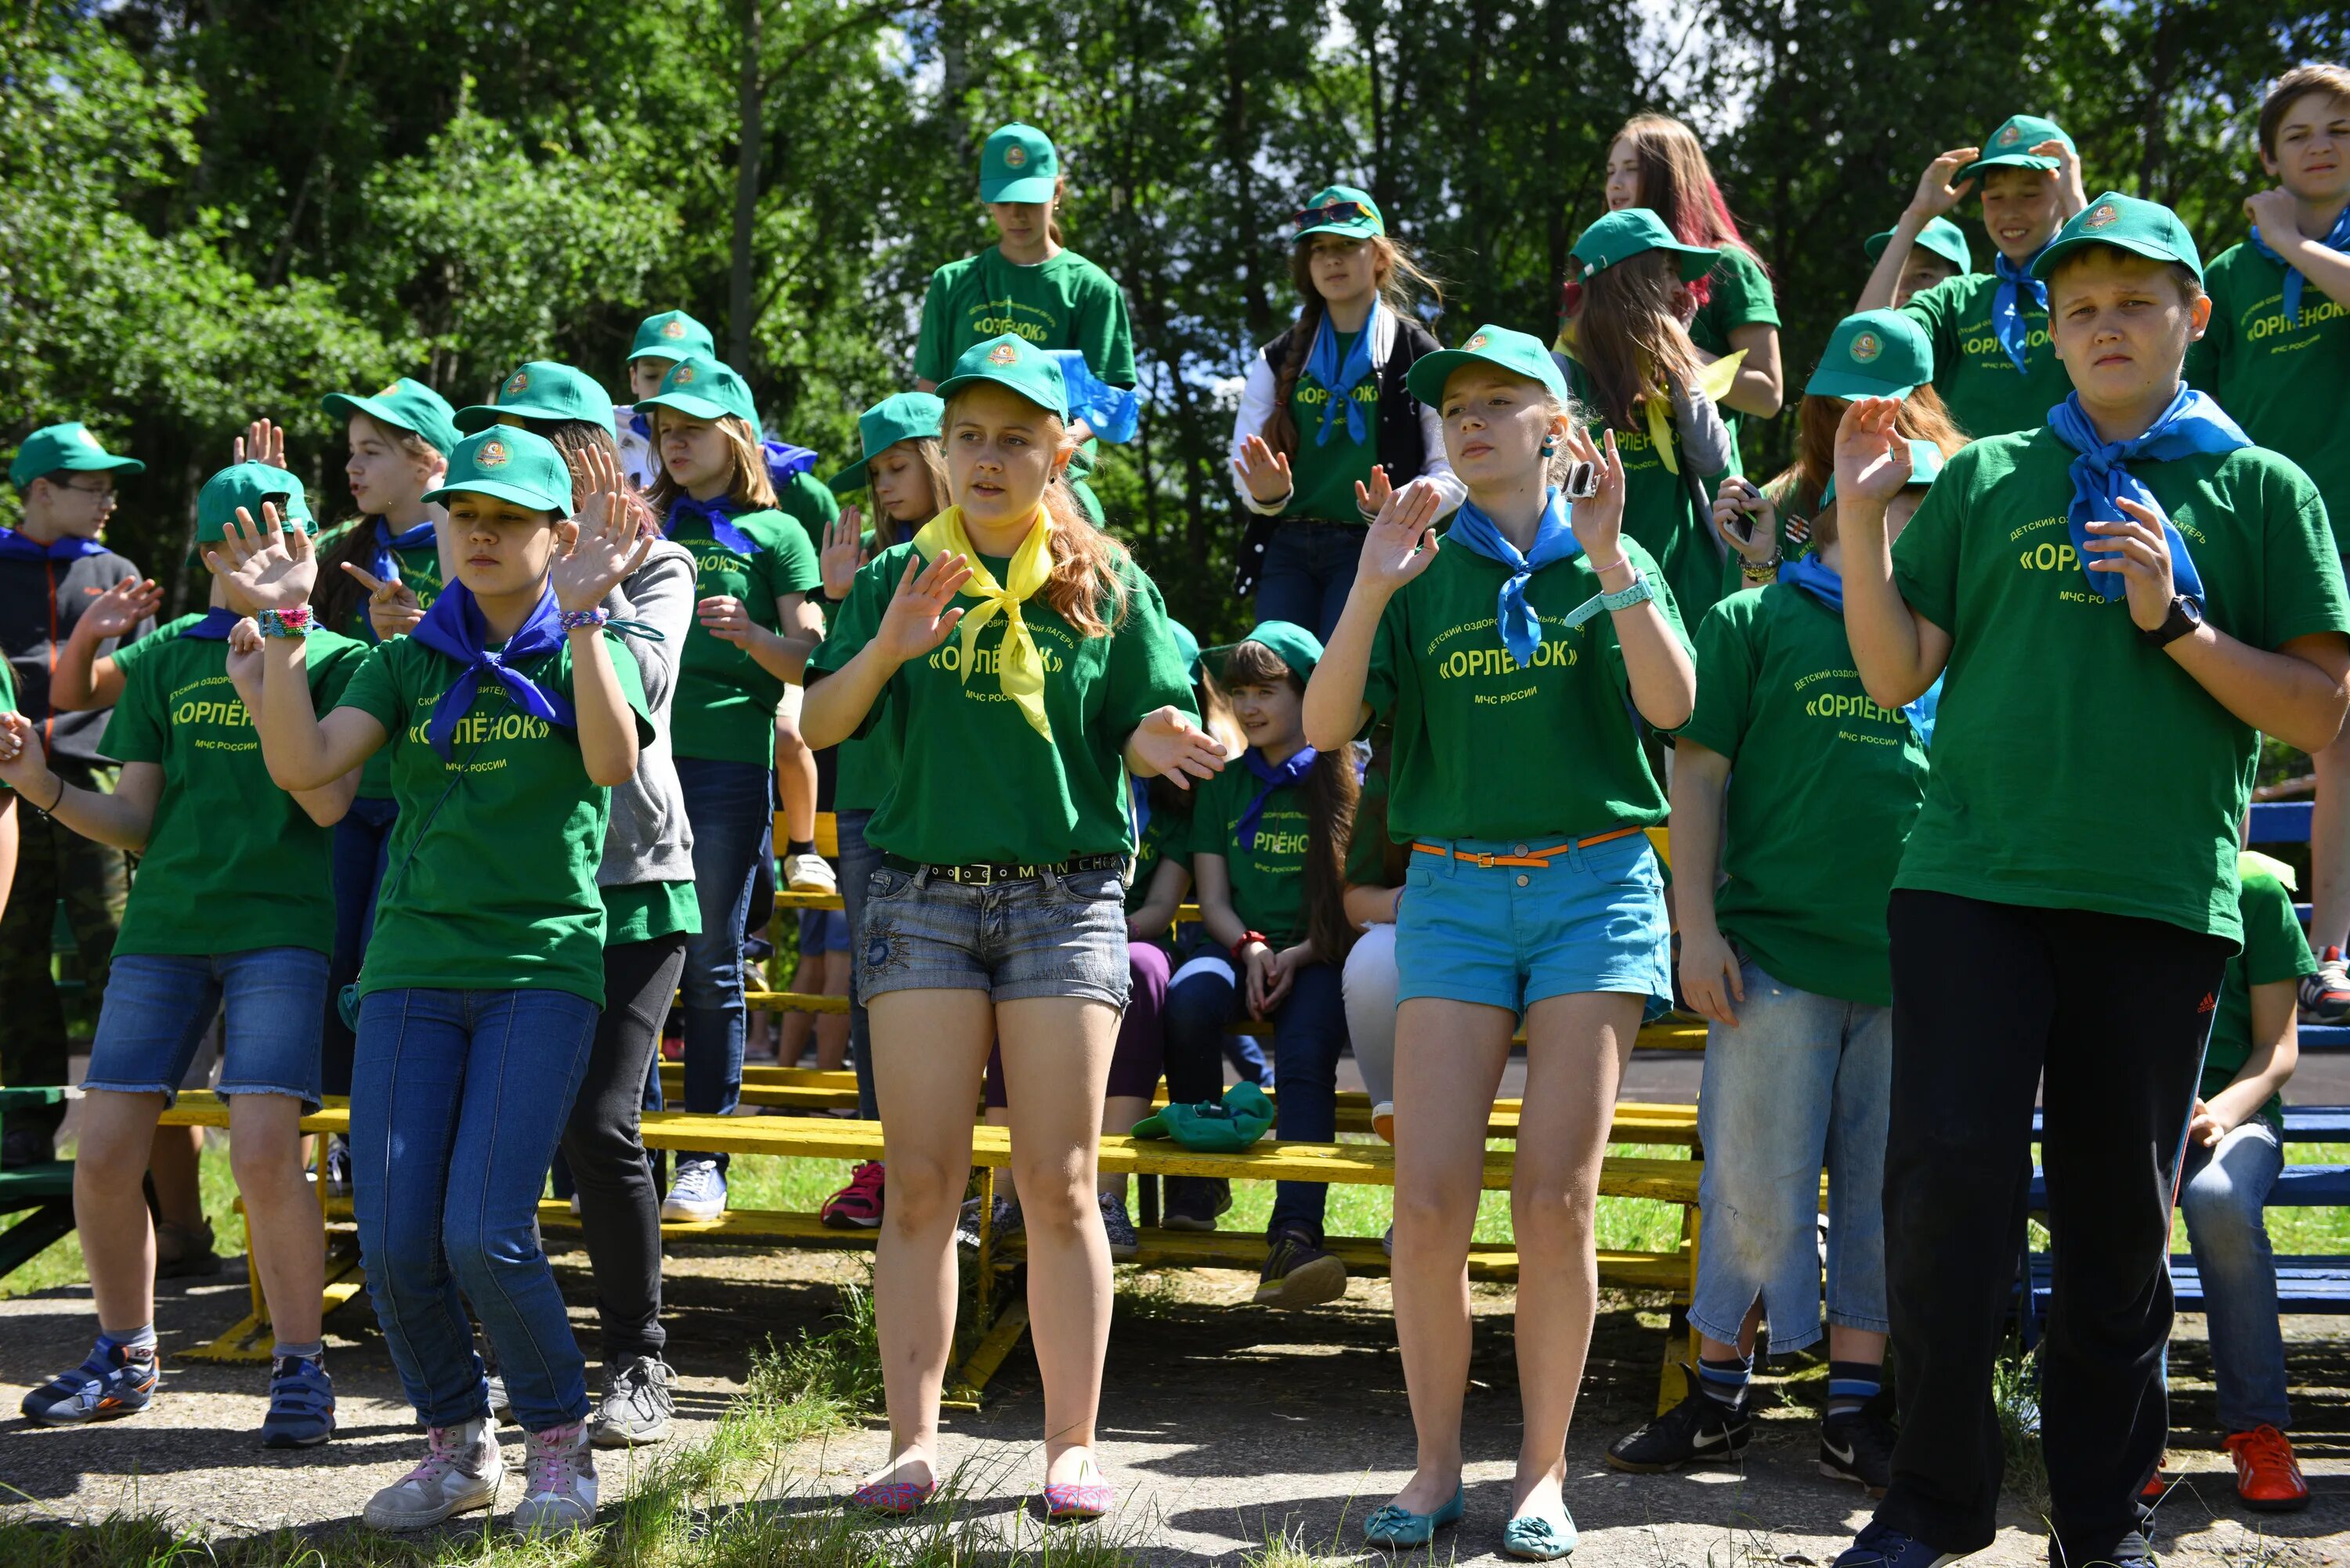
[334,631,653,1006]
[810,542,1195,865]
[1288,332,1378,523]
[319,522,447,799]
[1899,269,2072,442]
[668,506,823,765]
[2200,869,2312,1131]
[1688,246,1780,485]
[2187,240,2350,558]
[1562,356,1733,634]
[102,616,367,957]
[914,247,1137,387]
[1363,537,1686,843]
[775,469,843,557]
[1677,584,1927,1006]
[1191,751,1313,949]
[1890,431,2350,944]
[603,879,700,947]
[1127,788,1191,916]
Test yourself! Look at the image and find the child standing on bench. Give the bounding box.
[804,334,1220,1519]
[1305,324,1693,1558]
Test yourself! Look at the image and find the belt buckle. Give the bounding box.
[971,864,997,886]
[1473,851,1496,869]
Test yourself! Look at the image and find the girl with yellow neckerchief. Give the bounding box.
[804,333,1222,1521]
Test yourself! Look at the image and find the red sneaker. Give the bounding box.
[2224,1425,2311,1512]
[821,1161,886,1229]
[2140,1461,2169,1503]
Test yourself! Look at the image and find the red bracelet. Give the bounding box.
[1230,930,1268,963]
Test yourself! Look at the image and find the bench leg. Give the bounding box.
[0,1200,76,1279]
[1661,1201,1702,1415]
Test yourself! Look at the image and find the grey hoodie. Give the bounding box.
[598,538,697,891]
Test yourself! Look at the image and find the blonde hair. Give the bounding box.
[646,410,779,516]
[941,388,1130,636]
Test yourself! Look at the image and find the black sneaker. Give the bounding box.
[1605,1390,1752,1472]
[1819,1411,1896,1496]
[1160,1176,1232,1232]
[1255,1228,1346,1307]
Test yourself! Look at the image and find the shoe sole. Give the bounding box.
[1816,1459,1887,1498]
[365,1476,502,1531]
[660,1204,726,1223]
[591,1418,671,1449]
[1256,1255,1347,1308]
[263,1424,336,1449]
[2240,1494,2311,1513]
[1603,1440,1748,1475]
[821,1212,883,1230]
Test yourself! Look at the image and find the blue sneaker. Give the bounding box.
[660,1157,727,1222]
[1833,1521,1961,1568]
[21,1339,159,1425]
[261,1354,336,1448]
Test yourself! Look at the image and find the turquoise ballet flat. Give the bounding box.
[1363,1482,1465,1548]
[1502,1508,1578,1560]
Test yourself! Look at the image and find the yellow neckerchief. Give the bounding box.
[911,504,1055,742]
[1553,327,1746,475]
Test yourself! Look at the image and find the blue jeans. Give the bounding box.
[1163,959,1347,1241]
[83,948,329,1109]
[1690,959,1891,1353]
[837,810,884,1122]
[350,987,600,1433]
[675,755,772,1169]
[324,796,400,1097]
[1255,521,1364,645]
[2178,1118,2290,1431]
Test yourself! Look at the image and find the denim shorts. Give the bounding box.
[859,864,1131,1008]
[797,907,851,954]
[83,948,331,1110]
[1394,832,1670,1016]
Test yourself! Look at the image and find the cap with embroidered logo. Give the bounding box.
[320,378,461,458]
[980,123,1059,204]
[829,392,946,493]
[1405,323,1571,407]
[1864,215,1973,276]
[935,334,1071,421]
[1292,185,1384,243]
[454,361,616,435]
[2030,191,2205,284]
[421,428,575,516]
[195,462,316,540]
[9,423,145,488]
[1570,208,1719,284]
[628,310,716,365]
[1958,114,2074,183]
[634,352,762,429]
[1205,620,1325,684]
[1807,310,1936,401]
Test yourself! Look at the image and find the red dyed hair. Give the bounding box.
[1562,114,1764,322]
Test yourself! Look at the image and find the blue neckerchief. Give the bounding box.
[408,580,577,761]
[367,516,437,591]
[1237,744,1318,851]
[179,607,242,641]
[627,409,652,441]
[1444,488,1582,670]
[762,439,818,489]
[1303,305,1380,446]
[1129,774,1151,846]
[0,529,107,564]
[2251,205,2350,326]
[1045,351,1143,445]
[2048,385,2247,612]
[665,493,757,558]
[1991,248,2050,375]
[1779,555,1941,746]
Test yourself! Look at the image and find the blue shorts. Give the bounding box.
[82,948,331,1110]
[859,864,1130,1009]
[1393,833,1670,1017]
[797,907,851,954]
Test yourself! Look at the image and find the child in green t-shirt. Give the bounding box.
[1864,215,1972,309]
[1830,195,2350,1568]
[231,425,653,1536]
[802,333,1220,1522]
[5,461,364,1453]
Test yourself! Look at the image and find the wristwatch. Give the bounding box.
[2142,594,2204,650]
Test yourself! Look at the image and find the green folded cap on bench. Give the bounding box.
[1131,1082,1275,1152]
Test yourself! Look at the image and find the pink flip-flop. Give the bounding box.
[1043,1480,1114,1521]
[852,1477,936,1514]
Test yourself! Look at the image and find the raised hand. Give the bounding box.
[79,576,163,642]
[1354,479,1444,595]
[1125,704,1226,791]
[1711,477,1780,565]
[342,562,424,640]
[552,444,652,612]
[2035,139,2088,220]
[0,712,52,798]
[2244,186,2299,240]
[233,417,287,470]
[2084,497,2180,634]
[823,508,867,601]
[1231,434,1294,505]
[1353,464,1394,518]
[1907,148,1979,221]
[1831,397,1914,514]
[209,503,317,611]
[1565,425,1628,563]
[870,550,974,667]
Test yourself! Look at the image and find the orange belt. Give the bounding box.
[1410,826,1642,869]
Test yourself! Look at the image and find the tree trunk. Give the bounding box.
[730,0,765,371]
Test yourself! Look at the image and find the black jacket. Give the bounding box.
[0,547,154,770]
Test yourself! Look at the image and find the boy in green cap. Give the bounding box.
[0,422,154,1167]
[1828,193,2349,1568]
[2188,65,2350,1026]
[616,311,717,489]
[1859,114,2088,439]
[1864,215,1971,308]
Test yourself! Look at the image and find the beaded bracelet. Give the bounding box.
[1739,551,1785,581]
[559,607,611,632]
[257,607,313,638]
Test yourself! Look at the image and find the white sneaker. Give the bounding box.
[783,851,837,894]
[661,1158,728,1222]
[511,1419,598,1534]
[364,1418,503,1531]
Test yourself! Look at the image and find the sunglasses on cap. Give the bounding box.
[1293,200,1374,231]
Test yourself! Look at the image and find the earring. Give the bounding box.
[1540,440,1556,456]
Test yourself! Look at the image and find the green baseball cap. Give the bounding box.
[196,462,315,538]
[454,362,616,435]
[9,422,144,487]
[1206,620,1324,683]
[828,392,946,493]
[1405,323,1571,407]
[1865,215,1972,275]
[635,352,761,428]
[979,122,1058,204]
[1292,185,1384,243]
[627,310,715,365]
[1822,439,1946,504]
[1959,114,2074,182]
[1806,310,1935,401]
[1570,208,1718,284]
[2031,192,2205,284]
[320,378,461,457]
[1166,618,1202,685]
[421,428,574,517]
[935,334,1070,421]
